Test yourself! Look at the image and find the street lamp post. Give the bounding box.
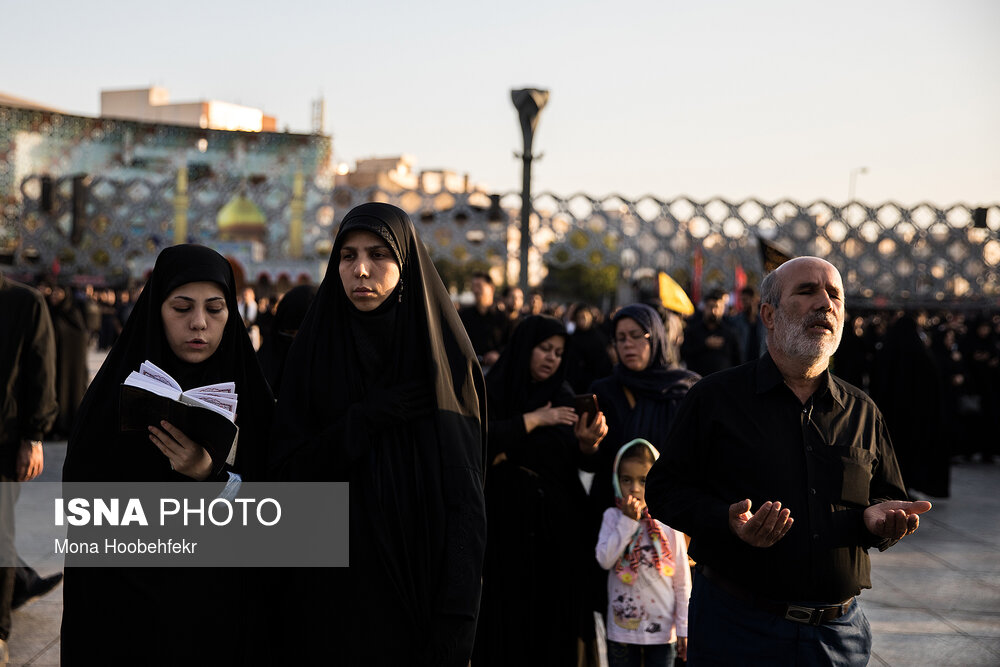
[511,88,549,293]
[848,166,868,204]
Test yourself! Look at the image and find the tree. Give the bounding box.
[543,228,620,303]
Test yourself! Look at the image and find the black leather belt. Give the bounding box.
[700,565,854,627]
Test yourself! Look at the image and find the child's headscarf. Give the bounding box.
[613,438,674,584]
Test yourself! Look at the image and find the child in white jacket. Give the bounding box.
[596,439,691,666]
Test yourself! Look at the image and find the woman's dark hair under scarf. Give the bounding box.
[268,202,486,666]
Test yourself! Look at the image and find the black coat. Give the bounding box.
[47,293,89,437]
[0,275,57,470]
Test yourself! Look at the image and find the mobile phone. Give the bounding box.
[573,393,599,424]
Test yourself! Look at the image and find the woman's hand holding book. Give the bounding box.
[148,420,213,480]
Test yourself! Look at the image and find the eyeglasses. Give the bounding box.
[614,331,651,345]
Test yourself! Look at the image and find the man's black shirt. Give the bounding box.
[680,318,742,376]
[458,305,509,360]
[647,353,907,603]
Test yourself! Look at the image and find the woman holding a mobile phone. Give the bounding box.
[474,314,607,666]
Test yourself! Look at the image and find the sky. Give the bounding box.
[3,0,998,207]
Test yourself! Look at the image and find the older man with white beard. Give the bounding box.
[646,256,931,666]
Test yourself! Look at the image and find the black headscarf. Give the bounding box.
[486,314,569,419]
[63,243,274,482]
[255,283,317,394]
[589,305,697,490]
[268,203,487,667]
[482,313,577,486]
[60,244,274,666]
[607,303,700,442]
[611,303,697,402]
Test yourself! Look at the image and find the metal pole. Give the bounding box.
[511,89,549,293]
[848,166,868,204]
[519,150,532,293]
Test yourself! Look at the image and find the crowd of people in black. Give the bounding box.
[27,255,1000,491]
[1,203,994,664]
[452,278,998,503]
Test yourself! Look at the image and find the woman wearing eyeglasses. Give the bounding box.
[583,304,700,513]
[581,304,700,629]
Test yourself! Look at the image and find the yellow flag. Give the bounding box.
[658,272,695,316]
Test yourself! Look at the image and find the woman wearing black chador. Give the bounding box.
[474,314,608,666]
[60,244,274,665]
[269,203,487,666]
[255,283,317,394]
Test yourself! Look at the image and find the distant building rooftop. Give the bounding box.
[0,91,66,113]
[100,86,277,132]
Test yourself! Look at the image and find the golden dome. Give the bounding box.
[217,194,266,240]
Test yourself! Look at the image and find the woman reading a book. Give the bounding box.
[61,244,274,665]
[268,202,487,666]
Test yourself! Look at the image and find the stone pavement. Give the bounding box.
[6,347,1000,665]
[861,462,1000,666]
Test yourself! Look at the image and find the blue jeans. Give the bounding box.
[607,639,677,667]
[687,569,871,666]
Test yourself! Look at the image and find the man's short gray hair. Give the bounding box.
[760,269,782,307]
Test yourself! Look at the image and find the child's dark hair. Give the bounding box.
[619,442,656,467]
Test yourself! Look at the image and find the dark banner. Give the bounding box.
[3,482,348,567]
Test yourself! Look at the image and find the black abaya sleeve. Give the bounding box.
[486,414,526,461]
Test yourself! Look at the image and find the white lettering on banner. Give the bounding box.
[54,498,149,526]
[159,498,281,526]
[54,539,99,553]
[103,538,198,554]
[53,497,281,527]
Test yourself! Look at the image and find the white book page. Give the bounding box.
[188,382,236,395]
[179,393,237,422]
[137,360,182,391]
[190,391,237,413]
[124,360,238,422]
[186,390,238,410]
[123,371,182,400]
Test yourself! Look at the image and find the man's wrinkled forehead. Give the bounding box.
[777,257,843,293]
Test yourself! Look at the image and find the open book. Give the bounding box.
[119,360,239,473]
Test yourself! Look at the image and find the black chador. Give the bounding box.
[255,283,317,394]
[60,244,274,666]
[474,315,595,666]
[269,203,487,667]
